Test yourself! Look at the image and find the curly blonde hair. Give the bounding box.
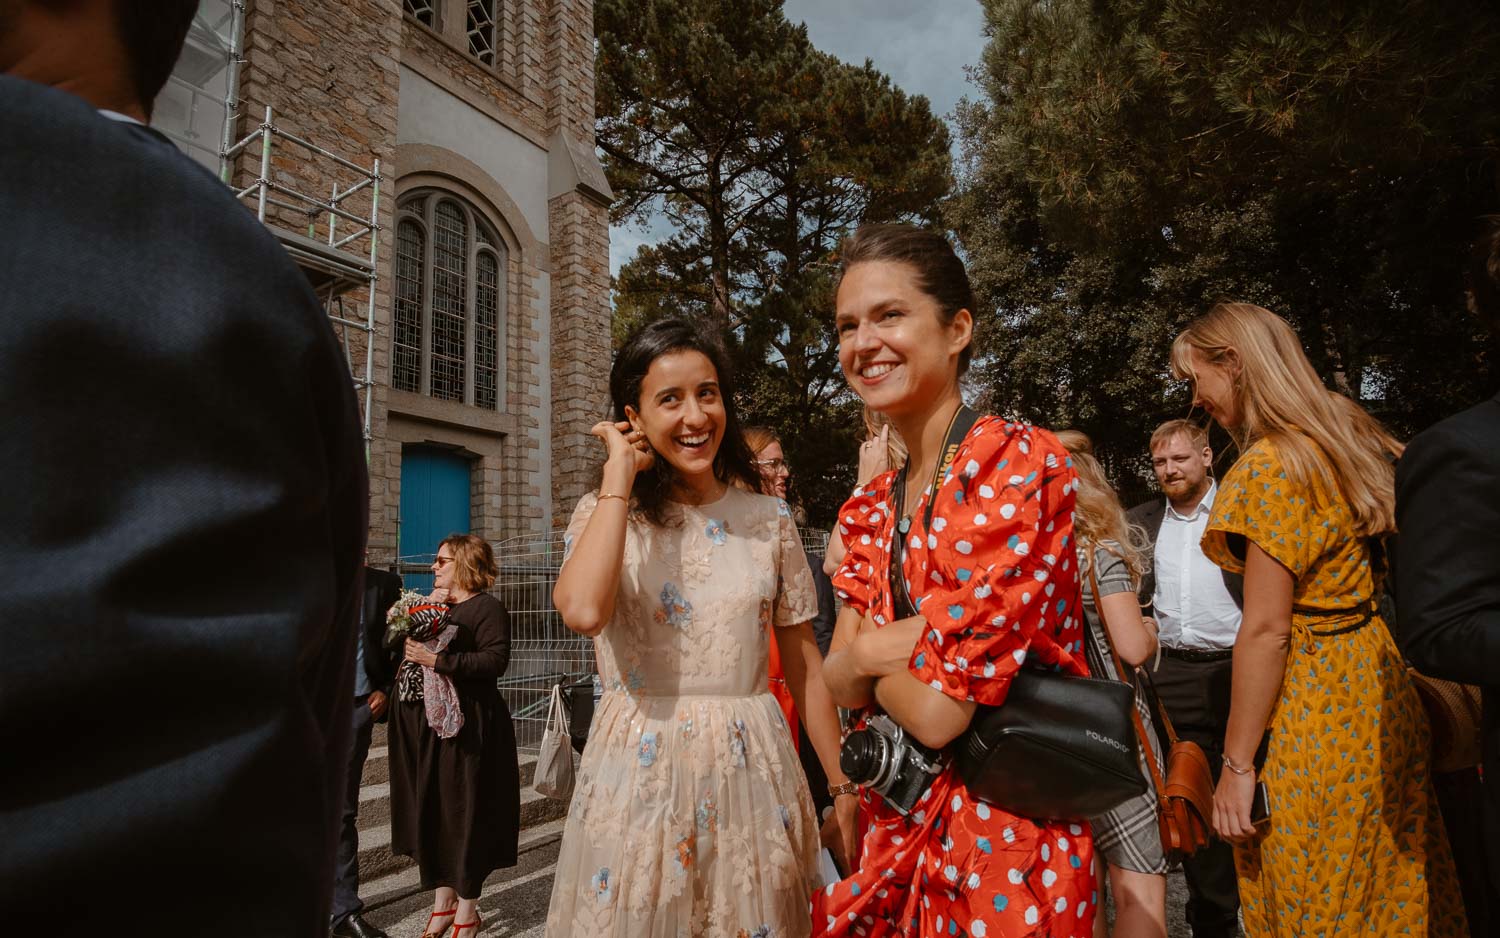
[1054,430,1150,585]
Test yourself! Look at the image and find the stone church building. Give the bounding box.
[151,0,612,578]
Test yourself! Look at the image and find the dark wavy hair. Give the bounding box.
[609,318,763,525]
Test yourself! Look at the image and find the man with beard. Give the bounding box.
[1128,420,1244,938]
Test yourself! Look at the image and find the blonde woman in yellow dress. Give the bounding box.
[1171,302,1467,936]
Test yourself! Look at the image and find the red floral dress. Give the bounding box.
[812,418,1098,938]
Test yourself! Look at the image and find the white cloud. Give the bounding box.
[781,0,986,122]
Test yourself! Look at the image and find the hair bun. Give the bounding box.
[1055,428,1093,456]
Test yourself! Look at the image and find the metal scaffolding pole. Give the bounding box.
[216,0,245,184]
[222,104,382,446]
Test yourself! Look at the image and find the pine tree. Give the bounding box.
[597,0,951,522]
[953,0,1500,487]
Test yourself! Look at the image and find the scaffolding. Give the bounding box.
[223,105,382,444]
[154,0,244,176]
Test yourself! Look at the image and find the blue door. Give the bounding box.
[398,447,473,593]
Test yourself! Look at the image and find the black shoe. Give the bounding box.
[332,914,390,938]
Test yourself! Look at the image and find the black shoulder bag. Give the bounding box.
[889,405,1147,820]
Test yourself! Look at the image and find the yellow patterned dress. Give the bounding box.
[1202,439,1467,936]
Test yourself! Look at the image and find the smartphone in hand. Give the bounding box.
[1250,781,1271,826]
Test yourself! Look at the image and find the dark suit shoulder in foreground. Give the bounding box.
[0,76,368,937]
[1395,394,1500,685]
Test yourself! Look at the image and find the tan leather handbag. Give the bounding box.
[1408,669,1485,773]
[1142,684,1215,862]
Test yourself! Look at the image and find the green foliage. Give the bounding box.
[952,0,1500,492]
[597,0,953,525]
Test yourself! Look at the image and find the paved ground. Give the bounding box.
[360,849,1207,937]
[362,821,562,937]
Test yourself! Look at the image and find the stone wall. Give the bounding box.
[543,0,613,525]
[548,192,612,524]
[236,0,611,557]
[238,0,403,559]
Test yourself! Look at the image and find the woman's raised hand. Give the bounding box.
[592,419,653,476]
[857,424,891,485]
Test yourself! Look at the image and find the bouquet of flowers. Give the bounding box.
[384,589,433,646]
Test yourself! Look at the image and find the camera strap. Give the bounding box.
[888,403,980,621]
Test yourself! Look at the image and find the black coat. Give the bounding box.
[0,77,368,936]
[1395,393,1500,899]
[389,592,520,896]
[362,565,404,705]
[1127,496,1245,613]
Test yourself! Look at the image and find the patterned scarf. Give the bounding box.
[395,603,465,739]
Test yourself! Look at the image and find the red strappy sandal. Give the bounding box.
[420,907,457,938]
[451,913,483,937]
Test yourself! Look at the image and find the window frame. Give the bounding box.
[402,0,440,30]
[394,190,508,411]
[403,0,509,75]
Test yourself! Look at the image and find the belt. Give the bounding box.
[1295,598,1378,637]
[1160,645,1234,663]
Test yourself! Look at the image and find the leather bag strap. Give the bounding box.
[1085,557,1169,797]
[1134,662,1183,747]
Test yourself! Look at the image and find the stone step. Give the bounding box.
[355,777,570,881]
[360,744,387,787]
[358,817,565,905]
[360,819,565,936]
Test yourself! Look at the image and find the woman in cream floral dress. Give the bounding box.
[544,318,857,938]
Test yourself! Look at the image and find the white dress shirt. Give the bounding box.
[98,109,143,125]
[1152,481,1243,650]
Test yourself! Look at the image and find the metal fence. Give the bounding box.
[486,525,831,753]
[491,531,592,752]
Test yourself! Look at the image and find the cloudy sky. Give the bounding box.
[607,0,989,275]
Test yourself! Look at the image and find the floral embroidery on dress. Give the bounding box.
[705,518,729,545]
[681,549,713,584]
[590,867,613,903]
[775,498,791,518]
[548,486,822,937]
[655,582,693,628]
[697,795,718,832]
[729,719,747,767]
[674,830,697,873]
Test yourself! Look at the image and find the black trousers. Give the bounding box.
[1434,767,1495,937]
[1151,654,1241,938]
[332,695,375,926]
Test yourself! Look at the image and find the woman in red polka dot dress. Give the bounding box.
[816,224,1097,938]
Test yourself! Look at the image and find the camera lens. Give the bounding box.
[840,729,882,785]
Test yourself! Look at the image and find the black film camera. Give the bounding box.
[839,714,945,816]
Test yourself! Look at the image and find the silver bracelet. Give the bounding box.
[1221,754,1254,776]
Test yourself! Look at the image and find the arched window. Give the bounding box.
[403,0,436,27]
[393,191,507,410]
